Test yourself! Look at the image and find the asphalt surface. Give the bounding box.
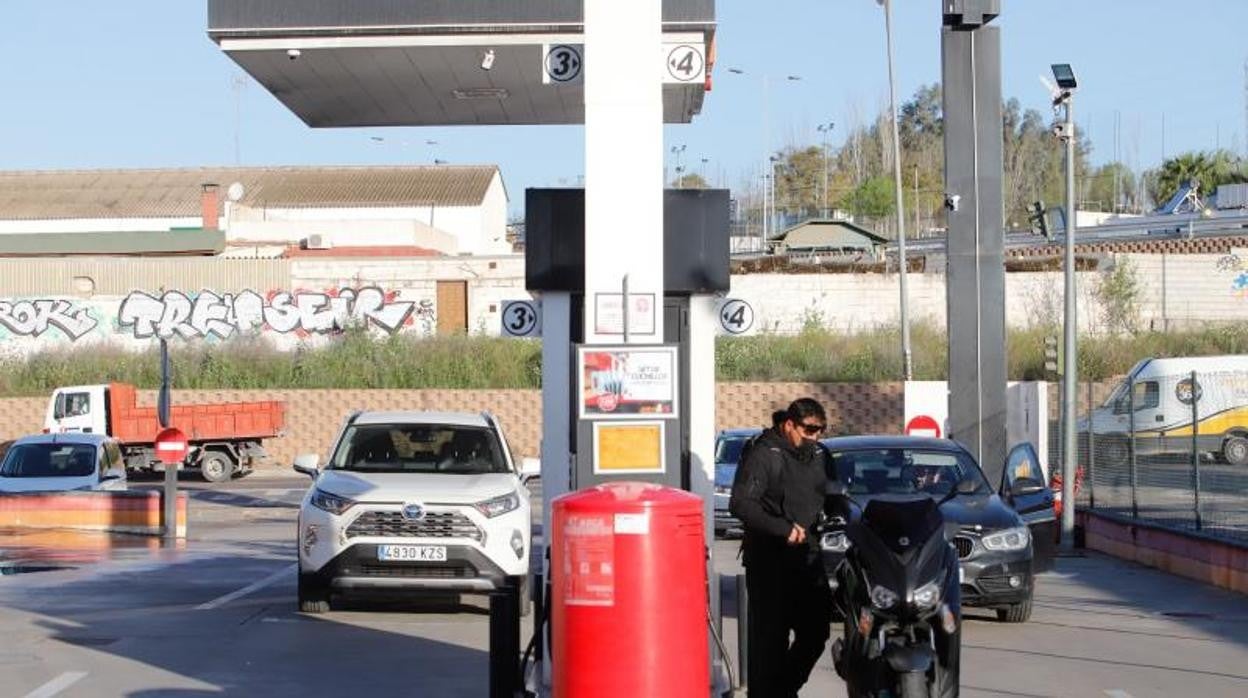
[0,472,1244,697]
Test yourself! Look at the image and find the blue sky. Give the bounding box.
[2,1,1245,216]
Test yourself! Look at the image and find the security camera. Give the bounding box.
[287,49,302,61]
[481,49,495,71]
[944,194,961,212]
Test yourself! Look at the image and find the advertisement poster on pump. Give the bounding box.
[578,346,678,418]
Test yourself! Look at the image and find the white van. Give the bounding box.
[1082,355,1248,466]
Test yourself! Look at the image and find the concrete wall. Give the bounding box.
[3,252,1246,355]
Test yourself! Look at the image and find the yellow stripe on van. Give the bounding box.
[1165,406,1248,437]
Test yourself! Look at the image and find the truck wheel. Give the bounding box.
[200,452,235,483]
[298,573,330,614]
[1222,436,1248,467]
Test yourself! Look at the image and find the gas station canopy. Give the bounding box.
[207,0,716,127]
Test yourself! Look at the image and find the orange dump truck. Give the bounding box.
[43,383,285,482]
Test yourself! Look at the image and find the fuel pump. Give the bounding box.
[523,187,730,696]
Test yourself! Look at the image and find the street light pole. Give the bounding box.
[1051,63,1079,550]
[817,122,834,217]
[880,0,912,380]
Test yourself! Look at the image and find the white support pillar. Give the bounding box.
[584,0,665,344]
[688,294,723,690]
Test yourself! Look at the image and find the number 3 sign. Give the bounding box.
[502,300,542,338]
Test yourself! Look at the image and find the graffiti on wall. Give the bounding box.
[118,288,418,340]
[0,299,99,339]
[0,287,432,344]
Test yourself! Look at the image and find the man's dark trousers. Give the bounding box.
[746,560,831,698]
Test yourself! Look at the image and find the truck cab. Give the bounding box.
[45,385,110,436]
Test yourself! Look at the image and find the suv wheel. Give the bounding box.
[996,596,1033,623]
[298,572,330,614]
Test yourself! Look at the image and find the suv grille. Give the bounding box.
[359,563,475,579]
[346,510,484,542]
[953,536,975,558]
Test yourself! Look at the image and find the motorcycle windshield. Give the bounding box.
[849,497,950,605]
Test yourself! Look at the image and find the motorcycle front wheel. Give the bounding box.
[898,671,929,698]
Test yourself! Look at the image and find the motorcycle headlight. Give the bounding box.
[474,492,521,518]
[309,488,355,515]
[982,525,1031,552]
[911,580,941,609]
[820,531,850,553]
[870,584,899,610]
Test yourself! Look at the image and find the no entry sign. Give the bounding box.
[154,427,189,464]
[905,415,942,439]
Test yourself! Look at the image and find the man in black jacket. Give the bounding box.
[730,398,831,698]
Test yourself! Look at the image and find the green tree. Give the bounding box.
[842,176,896,221]
[672,173,710,189]
[1084,162,1138,213]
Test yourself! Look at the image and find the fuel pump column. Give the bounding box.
[551,482,708,697]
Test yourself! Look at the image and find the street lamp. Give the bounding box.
[670,144,686,187]
[725,68,802,252]
[816,122,835,217]
[1051,62,1079,551]
[877,0,913,380]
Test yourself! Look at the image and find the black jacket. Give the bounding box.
[728,428,828,568]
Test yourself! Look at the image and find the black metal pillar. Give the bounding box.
[489,580,521,698]
[942,0,1007,484]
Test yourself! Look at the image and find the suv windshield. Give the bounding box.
[328,424,509,475]
[829,448,989,497]
[0,443,97,478]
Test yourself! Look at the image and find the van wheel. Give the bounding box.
[1101,435,1130,468]
[1222,436,1248,467]
[200,452,235,483]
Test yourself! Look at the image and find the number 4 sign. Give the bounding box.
[502,300,542,338]
[718,299,754,335]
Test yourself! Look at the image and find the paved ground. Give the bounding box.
[0,473,1244,697]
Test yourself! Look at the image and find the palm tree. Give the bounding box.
[1151,150,1247,205]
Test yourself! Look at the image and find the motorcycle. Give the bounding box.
[828,478,976,698]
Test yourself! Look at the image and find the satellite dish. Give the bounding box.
[227,182,246,202]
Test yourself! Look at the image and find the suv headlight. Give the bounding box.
[911,580,941,609]
[870,584,899,610]
[475,492,521,518]
[309,488,355,515]
[982,526,1031,552]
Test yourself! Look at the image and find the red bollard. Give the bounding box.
[550,482,708,698]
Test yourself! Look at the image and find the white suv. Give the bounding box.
[293,411,538,614]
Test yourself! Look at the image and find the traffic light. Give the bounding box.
[1029,201,1051,240]
[1044,335,1060,376]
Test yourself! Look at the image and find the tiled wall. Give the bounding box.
[0,383,905,468]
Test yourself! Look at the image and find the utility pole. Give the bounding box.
[880,0,912,380]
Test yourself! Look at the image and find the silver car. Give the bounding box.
[0,433,127,493]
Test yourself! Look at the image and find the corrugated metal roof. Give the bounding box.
[0,230,224,257]
[0,258,291,296]
[0,165,500,220]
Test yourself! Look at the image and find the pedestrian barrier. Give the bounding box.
[0,490,187,537]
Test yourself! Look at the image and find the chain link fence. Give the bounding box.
[1052,370,1248,544]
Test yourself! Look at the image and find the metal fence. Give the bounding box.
[1055,370,1248,544]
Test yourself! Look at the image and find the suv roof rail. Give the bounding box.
[480,410,499,430]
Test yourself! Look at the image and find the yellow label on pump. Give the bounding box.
[593,422,665,474]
